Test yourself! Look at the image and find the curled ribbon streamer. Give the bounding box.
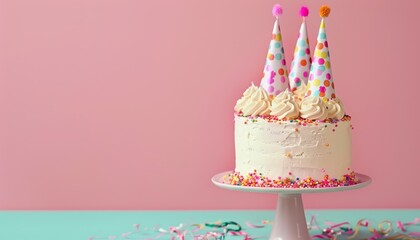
[312,234,336,239]
[378,220,393,235]
[204,231,220,239]
[191,224,204,230]
[398,218,420,232]
[397,221,407,232]
[310,216,350,239]
[407,218,420,226]
[347,218,420,240]
[246,221,268,228]
[89,216,420,240]
[325,221,351,229]
[205,221,242,234]
[229,230,249,237]
[348,219,369,239]
[192,232,218,240]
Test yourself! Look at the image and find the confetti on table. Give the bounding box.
[89,216,420,239]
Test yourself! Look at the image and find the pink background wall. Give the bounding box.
[0,0,419,210]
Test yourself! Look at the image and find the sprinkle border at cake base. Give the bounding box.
[226,170,360,188]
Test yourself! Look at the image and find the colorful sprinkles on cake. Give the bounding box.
[225,170,360,188]
[227,170,359,188]
[236,112,351,125]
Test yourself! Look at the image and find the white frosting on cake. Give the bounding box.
[326,98,345,119]
[234,84,258,113]
[234,115,352,180]
[270,90,299,119]
[300,96,328,120]
[237,87,271,117]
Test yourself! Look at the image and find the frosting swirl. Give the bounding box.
[326,98,345,119]
[241,87,271,117]
[234,84,258,113]
[270,90,300,119]
[300,96,328,120]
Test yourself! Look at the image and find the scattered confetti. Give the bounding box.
[89,217,420,239]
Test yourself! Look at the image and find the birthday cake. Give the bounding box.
[229,5,359,188]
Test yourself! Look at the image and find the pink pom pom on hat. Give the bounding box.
[299,6,309,17]
[272,4,283,17]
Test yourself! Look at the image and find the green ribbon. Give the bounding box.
[204,221,242,233]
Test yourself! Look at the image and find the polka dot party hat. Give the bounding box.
[305,6,336,101]
[260,4,289,97]
[289,6,311,92]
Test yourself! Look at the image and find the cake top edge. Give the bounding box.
[234,112,351,125]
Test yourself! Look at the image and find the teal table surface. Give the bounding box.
[0,210,419,239]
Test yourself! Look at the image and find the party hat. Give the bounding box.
[305,6,336,101]
[260,4,289,97]
[289,6,311,92]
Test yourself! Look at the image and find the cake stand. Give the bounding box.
[212,171,372,240]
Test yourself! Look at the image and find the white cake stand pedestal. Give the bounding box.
[212,171,372,240]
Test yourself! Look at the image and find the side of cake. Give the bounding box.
[234,115,352,181]
[230,5,358,188]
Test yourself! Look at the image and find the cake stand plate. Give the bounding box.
[212,171,372,240]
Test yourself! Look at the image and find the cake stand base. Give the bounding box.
[212,171,372,240]
[271,194,309,239]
